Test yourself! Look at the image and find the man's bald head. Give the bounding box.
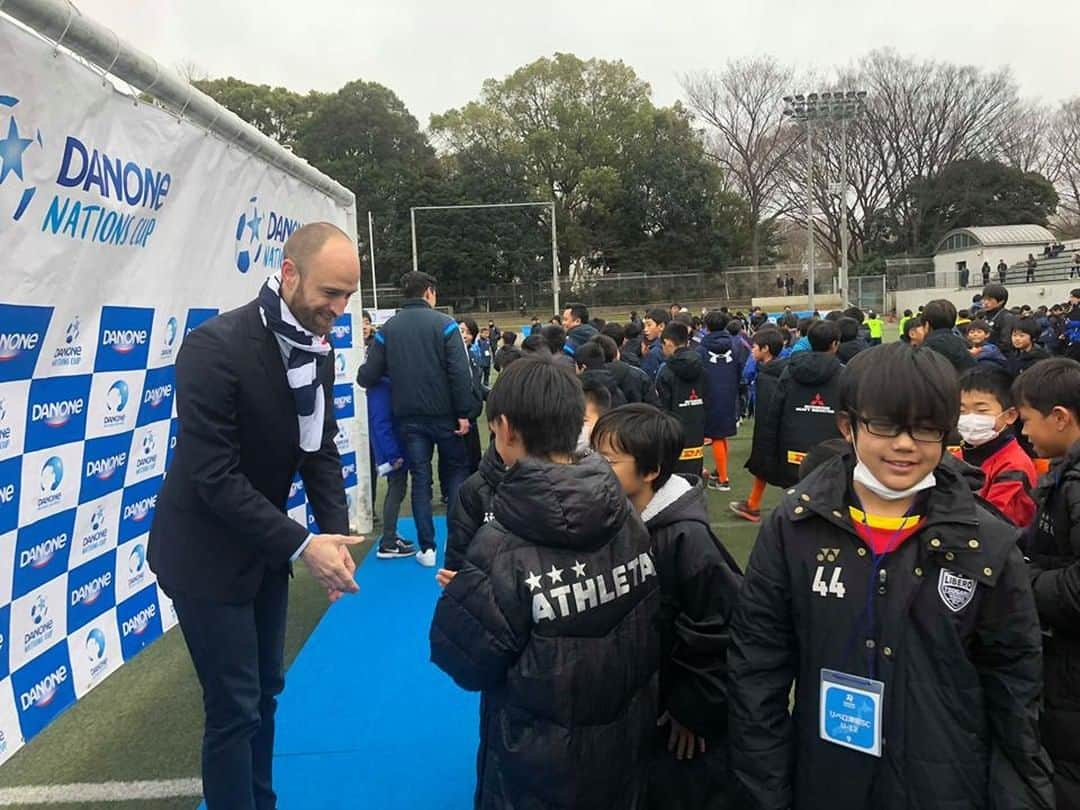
[278,221,360,336]
[283,222,352,274]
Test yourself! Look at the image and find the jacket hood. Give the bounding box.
[479,443,507,490]
[566,323,599,348]
[493,452,631,549]
[787,350,842,385]
[758,357,789,380]
[643,475,708,529]
[666,346,704,381]
[700,331,734,354]
[581,367,619,391]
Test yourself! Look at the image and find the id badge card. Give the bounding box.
[819,668,884,757]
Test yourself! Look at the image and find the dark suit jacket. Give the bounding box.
[148,300,349,603]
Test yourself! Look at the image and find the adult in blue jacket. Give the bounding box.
[356,271,477,567]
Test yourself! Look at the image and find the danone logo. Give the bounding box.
[0,331,39,361]
[32,397,84,429]
[143,384,172,409]
[128,543,146,574]
[0,303,52,383]
[38,456,64,510]
[86,451,127,481]
[20,665,67,710]
[332,384,355,419]
[20,531,67,570]
[123,496,156,523]
[52,315,85,369]
[164,317,178,347]
[121,603,156,637]
[71,572,111,607]
[341,462,356,481]
[102,330,147,355]
[94,308,153,372]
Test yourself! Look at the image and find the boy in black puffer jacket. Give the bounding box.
[431,357,661,810]
[438,443,507,584]
[730,343,1053,810]
[593,405,742,810]
[656,322,708,477]
[756,319,844,488]
[1015,357,1080,807]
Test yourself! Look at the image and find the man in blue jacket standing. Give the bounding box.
[357,271,477,567]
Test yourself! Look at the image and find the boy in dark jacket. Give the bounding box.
[1015,357,1080,807]
[967,320,1010,369]
[474,326,494,386]
[1009,318,1051,377]
[922,298,976,372]
[958,365,1038,528]
[657,322,708,477]
[730,343,1054,810]
[836,317,868,364]
[732,328,787,523]
[593,334,658,405]
[430,357,661,810]
[593,405,742,810]
[698,311,744,492]
[756,320,845,488]
[575,340,627,408]
[365,376,418,559]
[641,308,671,380]
[439,443,507,583]
[982,283,1016,351]
[492,330,519,372]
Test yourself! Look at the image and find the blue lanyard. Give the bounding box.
[842,505,920,679]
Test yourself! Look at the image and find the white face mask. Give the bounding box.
[957,413,1001,447]
[576,423,593,455]
[852,444,937,501]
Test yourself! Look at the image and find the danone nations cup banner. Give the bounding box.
[0,19,362,762]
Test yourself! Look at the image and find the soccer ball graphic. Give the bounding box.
[90,505,105,531]
[31,595,47,625]
[142,432,155,456]
[65,317,80,345]
[234,196,263,274]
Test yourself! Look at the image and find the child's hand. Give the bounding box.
[436,569,458,588]
[658,711,706,761]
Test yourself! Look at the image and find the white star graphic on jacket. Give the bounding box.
[572,561,587,579]
[526,571,543,592]
[547,565,564,584]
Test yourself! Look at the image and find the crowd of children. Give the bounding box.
[357,284,1080,809]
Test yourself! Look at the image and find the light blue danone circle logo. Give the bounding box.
[40,456,63,492]
[106,380,129,413]
[128,543,146,574]
[0,94,44,222]
[165,317,178,347]
[234,195,263,274]
[85,628,106,661]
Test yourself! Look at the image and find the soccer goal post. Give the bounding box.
[409,201,561,316]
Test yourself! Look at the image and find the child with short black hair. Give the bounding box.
[579,375,613,452]
[592,404,741,810]
[966,319,1009,369]
[958,365,1038,527]
[698,310,744,492]
[431,357,661,809]
[1009,318,1051,376]
[1014,357,1080,805]
[657,322,708,477]
[981,283,1016,350]
[730,342,1053,810]
[733,328,788,523]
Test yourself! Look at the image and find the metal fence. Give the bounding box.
[370,266,845,315]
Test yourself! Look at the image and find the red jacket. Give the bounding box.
[961,432,1038,528]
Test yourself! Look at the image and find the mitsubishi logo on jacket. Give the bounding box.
[524,552,657,622]
[796,393,834,415]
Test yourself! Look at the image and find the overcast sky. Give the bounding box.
[69,0,1079,126]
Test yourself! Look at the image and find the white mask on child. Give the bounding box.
[852,446,937,501]
[957,413,1001,447]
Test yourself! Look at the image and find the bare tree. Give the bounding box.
[681,57,801,267]
[1047,98,1080,224]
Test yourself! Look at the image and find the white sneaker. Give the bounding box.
[415,549,437,568]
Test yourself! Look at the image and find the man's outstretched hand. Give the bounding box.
[301,534,363,601]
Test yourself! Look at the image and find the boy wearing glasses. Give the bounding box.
[730,343,1053,810]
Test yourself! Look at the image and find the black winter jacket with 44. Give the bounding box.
[730,453,1054,810]
[430,453,661,810]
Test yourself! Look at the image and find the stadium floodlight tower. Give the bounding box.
[409,202,560,316]
[783,90,867,310]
